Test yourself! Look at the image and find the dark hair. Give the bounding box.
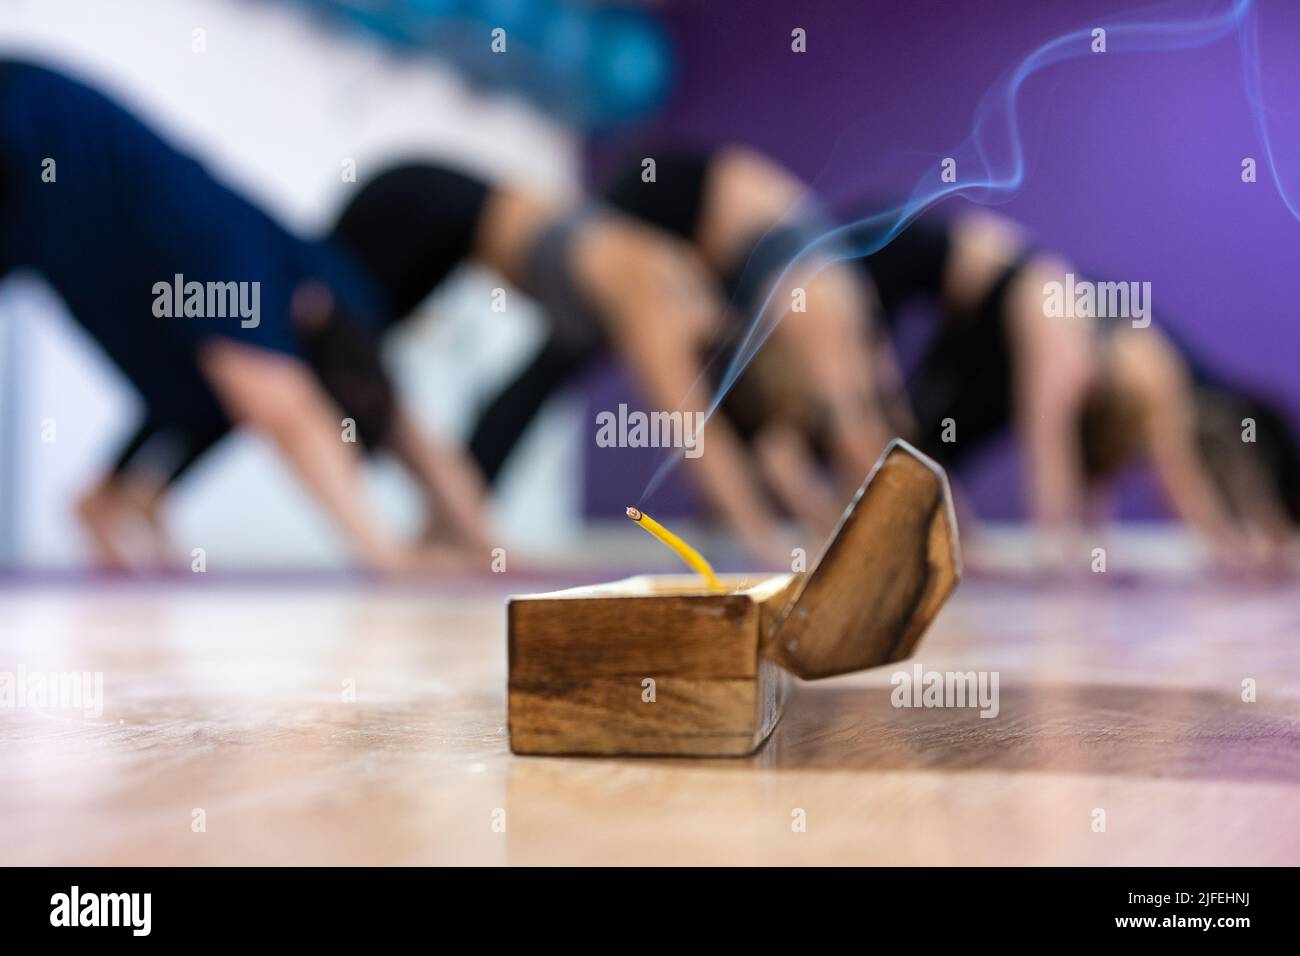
[1195,387,1300,528]
[298,311,397,453]
[1078,376,1147,482]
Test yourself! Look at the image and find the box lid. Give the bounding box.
[759,439,961,679]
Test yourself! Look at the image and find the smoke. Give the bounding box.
[639,0,1282,504]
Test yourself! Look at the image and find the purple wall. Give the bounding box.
[583,0,1300,521]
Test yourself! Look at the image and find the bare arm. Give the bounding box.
[620,322,788,566]
[385,409,496,554]
[1021,392,1089,532]
[569,219,790,565]
[1009,261,1095,539]
[198,339,406,570]
[1118,334,1242,555]
[772,262,894,489]
[752,422,844,539]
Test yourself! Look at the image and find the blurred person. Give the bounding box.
[715,189,1300,572]
[79,280,495,570]
[0,59,492,571]
[320,160,797,563]
[68,151,795,566]
[468,147,898,555]
[479,145,1300,570]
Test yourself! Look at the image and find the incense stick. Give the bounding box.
[625,507,725,592]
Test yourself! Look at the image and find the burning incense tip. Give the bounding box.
[625,506,725,592]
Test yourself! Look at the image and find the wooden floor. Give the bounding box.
[1,571,1298,865]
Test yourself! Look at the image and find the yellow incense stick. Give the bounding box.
[626,507,725,592]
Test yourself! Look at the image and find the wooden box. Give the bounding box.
[507,440,961,757]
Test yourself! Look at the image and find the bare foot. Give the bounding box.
[75,486,135,571]
[75,482,176,572]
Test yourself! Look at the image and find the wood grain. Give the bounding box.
[508,575,794,756]
[512,679,761,756]
[762,440,961,679]
[507,441,960,756]
[1,576,1297,865]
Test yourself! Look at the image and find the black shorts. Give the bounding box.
[601,149,712,243]
[330,162,490,323]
